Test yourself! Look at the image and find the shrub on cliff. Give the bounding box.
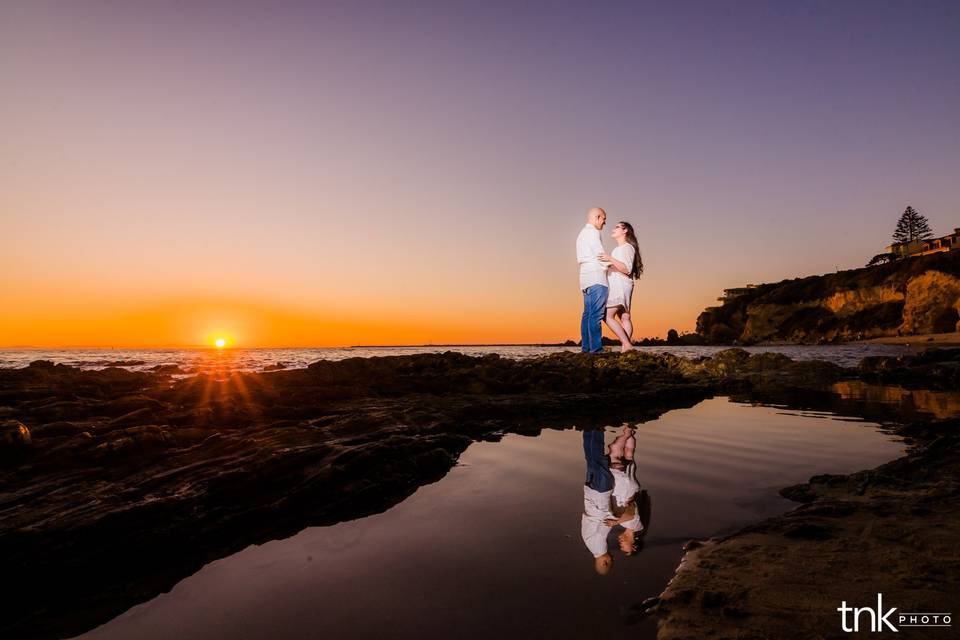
[867,252,895,267]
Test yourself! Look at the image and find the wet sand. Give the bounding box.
[861,331,960,346]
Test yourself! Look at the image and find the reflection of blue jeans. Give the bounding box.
[583,430,613,492]
[581,285,608,353]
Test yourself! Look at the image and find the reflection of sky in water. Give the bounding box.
[76,398,904,640]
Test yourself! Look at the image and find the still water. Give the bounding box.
[75,397,904,640]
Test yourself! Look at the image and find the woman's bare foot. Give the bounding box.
[621,344,635,353]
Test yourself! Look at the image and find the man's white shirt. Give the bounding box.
[581,486,614,557]
[576,223,608,291]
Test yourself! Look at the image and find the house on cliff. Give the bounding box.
[887,228,960,259]
[717,284,756,302]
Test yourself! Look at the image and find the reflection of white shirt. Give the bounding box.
[622,513,642,531]
[576,224,608,290]
[612,462,640,507]
[612,463,643,532]
[581,486,613,557]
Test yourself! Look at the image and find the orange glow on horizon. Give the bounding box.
[0,291,691,349]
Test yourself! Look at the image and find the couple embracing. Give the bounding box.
[576,207,644,353]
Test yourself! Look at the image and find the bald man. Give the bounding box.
[576,207,608,353]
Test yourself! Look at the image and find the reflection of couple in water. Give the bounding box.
[581,427,650,575]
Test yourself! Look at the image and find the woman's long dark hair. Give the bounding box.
[618,221,644,279]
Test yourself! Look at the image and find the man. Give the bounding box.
[576,207,608,353]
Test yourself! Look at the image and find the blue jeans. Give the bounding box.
[583,430,613,492]
[580,284,608,353]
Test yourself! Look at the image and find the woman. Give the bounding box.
[599,221,643,352]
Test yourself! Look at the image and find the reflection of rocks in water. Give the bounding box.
[832,380,960,420]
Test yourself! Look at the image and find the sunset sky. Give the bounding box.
[2,1,959,348]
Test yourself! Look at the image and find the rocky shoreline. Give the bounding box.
[2,349,959,639]
[651,351,960,638]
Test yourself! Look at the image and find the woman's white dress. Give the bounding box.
[606,244,635,310]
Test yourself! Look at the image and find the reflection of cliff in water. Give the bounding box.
[831,380,960,420]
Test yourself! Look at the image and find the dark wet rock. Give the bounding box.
[794,501,857,518]
[150,364,186,375]
[779,484,817,503]
[30,421,86,438]
[262,362,286,371]
[1,420,31,447]
[857,347,960,390]
[103,394,166,417]
[622,596,661,625]
[696,348,847,393]
[782,522,835,540]
[701,590,732,608]
[108,406,162,427]
[683,538,707,551]
[27,359,57,369]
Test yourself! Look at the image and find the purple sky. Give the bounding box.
[2,1,959,346]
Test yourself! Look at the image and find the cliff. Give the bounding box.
[696,250,960,344]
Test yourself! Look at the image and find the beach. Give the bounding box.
[2,348,959,639]
[861,332,960,346]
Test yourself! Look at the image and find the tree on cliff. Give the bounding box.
[892,206,933,244]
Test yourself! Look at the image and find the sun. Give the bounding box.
[214,338,227,349]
